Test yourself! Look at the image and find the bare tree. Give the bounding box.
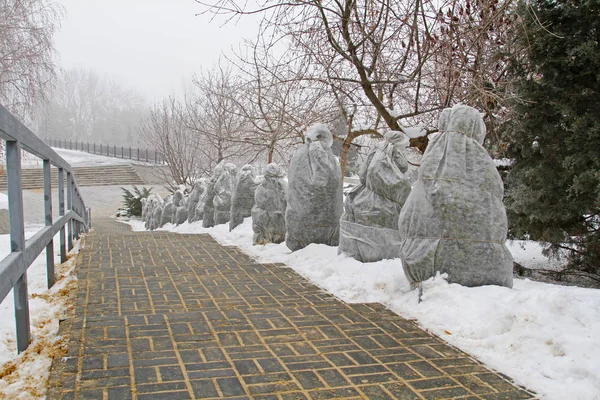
[0,0,63,118]
[431,0,517,149]
[188,65,263,169]
[228,29,339,165]
[197,0,514,156]
[200,1,441,123]
[140,97,204,188]
[37,68,146,146]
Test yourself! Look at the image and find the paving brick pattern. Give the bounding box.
[48,220,535,400]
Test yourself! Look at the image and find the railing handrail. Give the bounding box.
[43,137,166,165]
[1,109,74,173]
[0,104,90,354]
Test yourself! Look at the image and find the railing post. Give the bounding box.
[137,148,140,161]
[76,195,82,238]
[76,201,80,239]
[145,149,148,162]
[114,145,116,157]
[58,168,66,263]
[93,143,96,154]
[67,171,73,251]
[87,207,92,230]
[121,146,124,158]
[43,160,55,288]
[6,141,30,353]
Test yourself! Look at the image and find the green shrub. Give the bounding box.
[120,186,153,217]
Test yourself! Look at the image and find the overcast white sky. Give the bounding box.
[55,0,259,100]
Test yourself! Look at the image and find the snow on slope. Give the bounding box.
[20,147,154,168]
[125,217,600,400]
[0,229,80,399]
[51,148,135,167]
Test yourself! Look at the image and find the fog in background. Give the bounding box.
[38,0,259,147]
[55,0,257,100]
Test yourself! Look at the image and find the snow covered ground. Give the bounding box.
[3,147,599,398]
[0,228,80,399]
[20,147,155,168]
[124,217,600,400]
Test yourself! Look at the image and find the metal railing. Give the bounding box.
[0,105,90,354]
[45,137,166,164]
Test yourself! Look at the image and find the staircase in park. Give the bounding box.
[0,165,145,190]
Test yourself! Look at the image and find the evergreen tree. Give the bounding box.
[504,0,600,280]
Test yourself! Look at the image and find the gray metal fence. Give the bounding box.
[0,105,90,354]
[45,137,165,164]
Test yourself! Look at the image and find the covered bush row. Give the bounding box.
[141,110,513,289]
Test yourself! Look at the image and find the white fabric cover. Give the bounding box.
[202,166,223,228]
[194,191,206,222]
[187,181,206,223]
[160,194,175,227]
[230,165,260,231]
[213,163,238,225]
[398,104,513,288]
[141,198,148,221]
[145,194,163,231]
[252,164,287,245]
[286,124,343,251]
[171,191,185,225]
[339,131,412,262]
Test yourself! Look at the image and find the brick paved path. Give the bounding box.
[48,220,535,400]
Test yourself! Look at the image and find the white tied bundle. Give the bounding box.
[230,165,260,231]
[252,163,287,245]
[285,124,343,251]
[173,190,188,225]
[339,131,412,262]
[160,194,175,227]
[202,165,223,228]
[187,181,206,223]
[398,104,513,288]
[213,163,238,225]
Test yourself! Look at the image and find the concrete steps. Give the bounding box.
[0,165,145,190]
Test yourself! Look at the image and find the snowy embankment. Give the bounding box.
[20,147,154,168]
[0,226,80,398]
[126,217,600,400]
[0,147,120,397]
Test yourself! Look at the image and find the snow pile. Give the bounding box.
[125,217,600,400]
[0,228,80,399]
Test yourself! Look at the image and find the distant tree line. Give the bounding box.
[36,68,146,148]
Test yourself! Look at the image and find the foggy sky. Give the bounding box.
[55,0,259,100]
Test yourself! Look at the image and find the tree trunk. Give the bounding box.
[340,137,352,178]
